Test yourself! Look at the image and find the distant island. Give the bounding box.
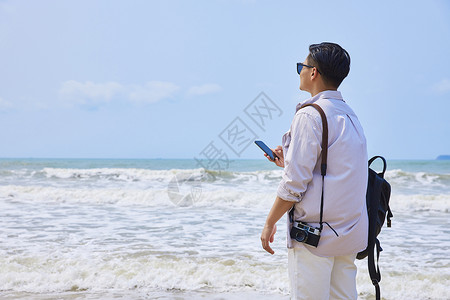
[436,155,450,160]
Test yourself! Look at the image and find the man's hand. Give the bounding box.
[260,224,277,255]
[264,146,285,168]
[260,197,293,255]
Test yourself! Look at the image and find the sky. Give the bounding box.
[0,0,449,160]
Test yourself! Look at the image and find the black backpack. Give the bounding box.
[357,156,393,300]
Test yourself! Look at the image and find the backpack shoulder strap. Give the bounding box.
[367,171,383,300]
[369,156,387,177]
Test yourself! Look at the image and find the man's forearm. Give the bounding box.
[264,196,295,227]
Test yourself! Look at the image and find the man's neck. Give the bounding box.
[310,86,337,97]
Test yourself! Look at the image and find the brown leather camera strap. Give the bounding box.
[297,103,329,233]
[288,102,339,237]
[300,103,328,176]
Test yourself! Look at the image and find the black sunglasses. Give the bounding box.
[297,62,320,75]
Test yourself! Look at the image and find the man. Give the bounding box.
[260,42,368,300]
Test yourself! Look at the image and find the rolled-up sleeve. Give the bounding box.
[277,111,322,202]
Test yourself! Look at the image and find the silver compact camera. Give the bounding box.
[290,221,321,247]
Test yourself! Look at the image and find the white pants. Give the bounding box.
[288,247,358,300]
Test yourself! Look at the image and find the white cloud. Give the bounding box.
[186,83,222,97]
[59,80,123,105]
[128,81,180,103]
[432,78,450,94]
[59,80,180,106]
[58,80,222,107]
[0,96,13,111]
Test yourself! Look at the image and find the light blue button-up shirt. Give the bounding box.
[277,90,368,257]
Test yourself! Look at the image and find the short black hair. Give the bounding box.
[307,42,350,88]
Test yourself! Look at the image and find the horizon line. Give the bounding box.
[0,156,444,161]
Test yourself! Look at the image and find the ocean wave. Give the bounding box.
[0,185,277,209]
[390,194,450,213]
[0,252,288,294]
[41,167,207,182]
[2,166,449,192]
[1,185,173,206]
[2,184,449,213]
[1,167,283,186]
[385,169,450,193]
[0,251,448,299]
[1,166,449,211]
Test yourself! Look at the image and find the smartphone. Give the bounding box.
[254,140,278,160]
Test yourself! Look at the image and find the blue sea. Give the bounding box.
[0,158,449,299]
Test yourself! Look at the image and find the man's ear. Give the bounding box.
[311,67,319,80]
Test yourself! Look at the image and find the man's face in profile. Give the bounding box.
[299,59,311,92]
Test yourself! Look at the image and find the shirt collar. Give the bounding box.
[295,90,343,112]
